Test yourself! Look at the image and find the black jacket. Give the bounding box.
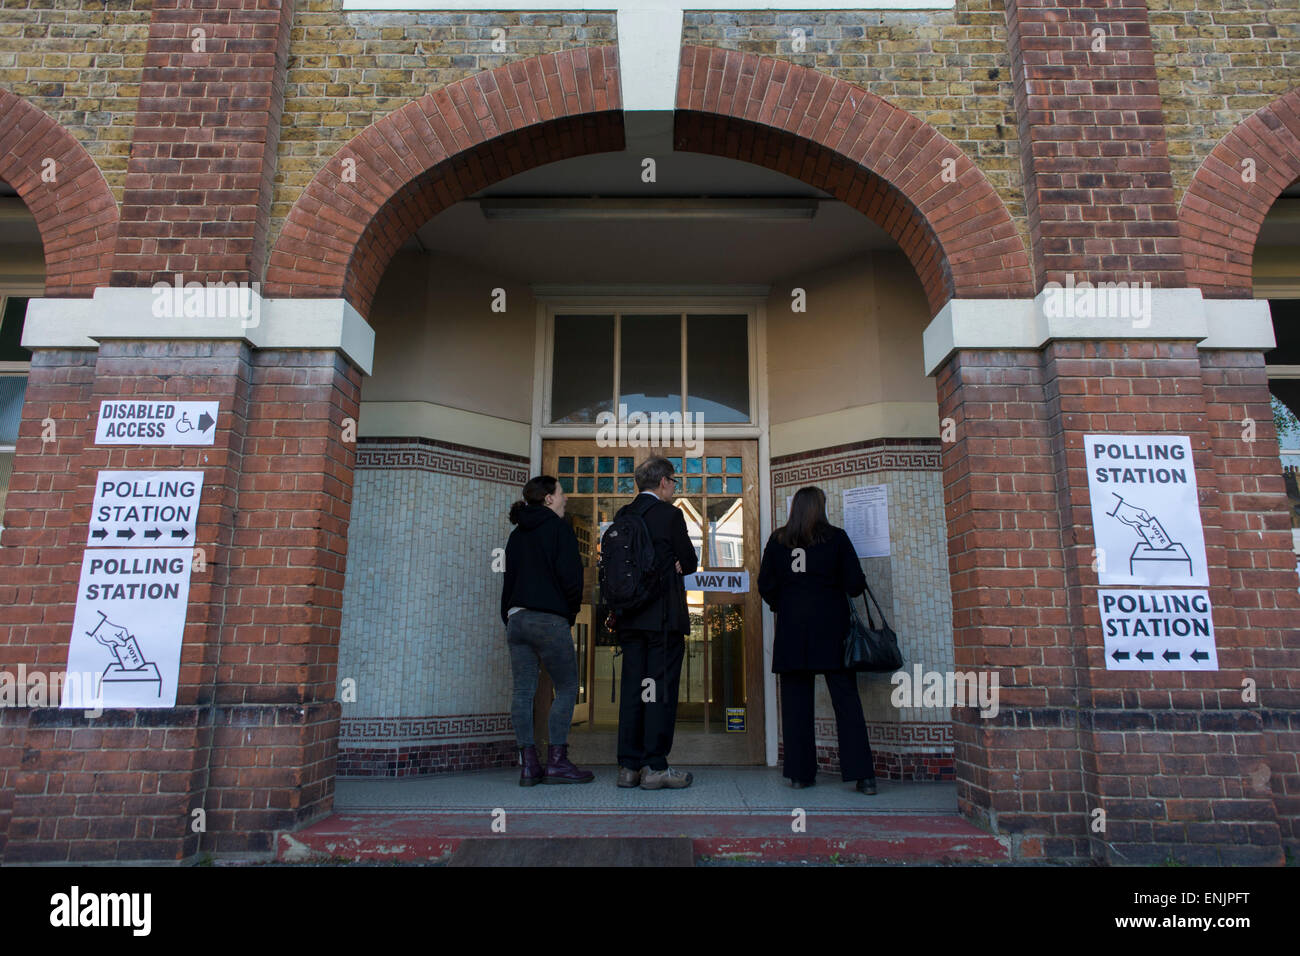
[500,505,584,626]
[757,525,867,672]
[611,493,698,635]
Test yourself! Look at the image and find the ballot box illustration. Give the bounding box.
[87,610,162,698]
[1107,494,1193,578]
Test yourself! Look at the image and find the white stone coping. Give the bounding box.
[923,292,1276,376]
[21,288,376,375]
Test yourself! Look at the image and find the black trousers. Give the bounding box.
[780,670,875,783]
[616,629,685,772]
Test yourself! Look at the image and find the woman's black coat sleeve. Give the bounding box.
[840,528,867,596]
[555,522,585,621]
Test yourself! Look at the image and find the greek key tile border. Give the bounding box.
[356,438,529,487]
[341,713,514,745]
[813,719,953,751]
[772,441,942,487]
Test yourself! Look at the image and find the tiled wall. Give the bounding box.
[771,438,955,778]
[337,438,528,776]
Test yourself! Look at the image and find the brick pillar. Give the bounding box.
[205,350,360,853]
[1004,0,1185,289]
[0,331,363,862]
[112,0,295,286]
[936,349,1089,859]
[1197,349,1300,848]
[1041,339,1283,864]
[0,350,98,860]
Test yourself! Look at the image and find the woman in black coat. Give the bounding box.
[758,486,877,794]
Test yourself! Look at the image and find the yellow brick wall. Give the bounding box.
[1148,0,1300,207]
[0,0,151,205]
[271,3,617,261]
[682,2,1028,246]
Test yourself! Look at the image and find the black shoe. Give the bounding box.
[856,778,877,795]
[791,778,816,789]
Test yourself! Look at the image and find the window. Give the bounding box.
[0,295,31,527]
[549,310,751,424]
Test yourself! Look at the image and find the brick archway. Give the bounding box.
[0,90,118,296]
[675,46,1034,312]
[1181,87,1300,297]
[264,47,626,316]
[268,48,1033,319]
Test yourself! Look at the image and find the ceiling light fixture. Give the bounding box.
[478,197,820,221]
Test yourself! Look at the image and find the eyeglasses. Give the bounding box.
[667,477,678,486]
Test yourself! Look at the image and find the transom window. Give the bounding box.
[548,311,751,425]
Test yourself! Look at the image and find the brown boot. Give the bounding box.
[518,745,544,787]
[545,744,595,784]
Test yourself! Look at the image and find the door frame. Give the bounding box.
[528,287,777,765]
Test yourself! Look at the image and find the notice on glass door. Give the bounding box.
[843,484,890,558]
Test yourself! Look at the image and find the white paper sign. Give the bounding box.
[95,400,219,445]
[684,570,749,593]
[1084,435,1208,586]
[61,548,193,707]
[1098,589,1218,671]
[88,471,203,546]
[843,484,890,558]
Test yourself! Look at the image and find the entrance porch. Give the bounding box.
[277,767,1000,865]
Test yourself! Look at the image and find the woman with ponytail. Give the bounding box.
[499,475,594,785]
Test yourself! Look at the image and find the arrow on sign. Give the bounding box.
[171,529,189,540]
[144,528,162,540]
[1111,650,1130,662]
[116,529,135,540]
[1191,650,1209,662]
[91,528,108,540]
[198,412,215,433]
[1163,649,1180,662]
[1136,650,1154,661]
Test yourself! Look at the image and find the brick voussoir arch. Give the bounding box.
[1180,87,1300,298]
[265,47,625,315]
[0,89,118,296]
[675,46,1033,312]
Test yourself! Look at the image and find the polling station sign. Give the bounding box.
[61,548,193,708]
[95,400,218,445]
[87,471,203,546]
[1084,435,1209,587]
[1098,589,1218,671]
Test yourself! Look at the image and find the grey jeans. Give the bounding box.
[506,609,579,748]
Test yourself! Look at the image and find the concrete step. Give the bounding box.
[448,836,694,867]
[278,811,1010,865]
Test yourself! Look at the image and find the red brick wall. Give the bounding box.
[1004,0,1185,289]
[111,0,295,287]
[936,349,1088,859]
[1197,349,1300,846]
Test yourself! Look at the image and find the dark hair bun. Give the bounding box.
[508,500,527,525]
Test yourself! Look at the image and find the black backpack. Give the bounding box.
[598,498,668,615]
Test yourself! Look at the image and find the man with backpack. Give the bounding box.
[601,456,698,789]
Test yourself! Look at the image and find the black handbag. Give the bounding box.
[843,580,903,672]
